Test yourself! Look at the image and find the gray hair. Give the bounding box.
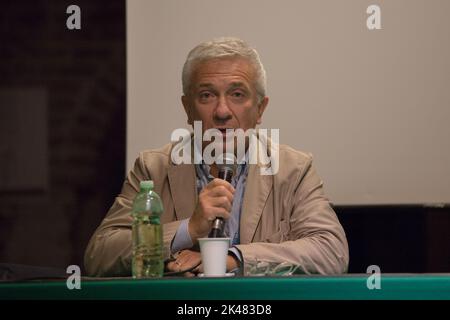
[182,37,267,103]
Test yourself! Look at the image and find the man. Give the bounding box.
[84,37,349,277]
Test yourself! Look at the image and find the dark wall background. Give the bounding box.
[336,206,450,273]
[0,0,126,272]
[0,1,448,275]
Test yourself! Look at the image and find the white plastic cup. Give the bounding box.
[198,237,230,277]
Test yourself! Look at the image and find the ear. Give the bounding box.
[256,96,269,125]
[182,96,193,125]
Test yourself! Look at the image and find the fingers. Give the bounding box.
[178,250,202,266]
[205,206,231,220]
[183,272,197,278]
[188,179,235,240]
[166,260,182,272]
[197,194,232,218]
[209,196,233,214]
[207,178,235,194]
[193,263,203,274]
[167,250,202,275]
[199,181,234,216]
[208,187,234,204]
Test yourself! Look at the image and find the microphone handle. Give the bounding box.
[208,217,224,238]
[209,166,233,238]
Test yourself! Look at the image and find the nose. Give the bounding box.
[214,96,232,122]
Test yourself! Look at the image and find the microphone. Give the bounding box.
[208,153,236,238]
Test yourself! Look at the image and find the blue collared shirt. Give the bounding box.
[171,161,249,260]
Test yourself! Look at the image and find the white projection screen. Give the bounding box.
[127,0,450,205]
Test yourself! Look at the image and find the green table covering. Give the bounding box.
[1,274,449,300]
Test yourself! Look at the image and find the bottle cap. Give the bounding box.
[140,180,153,189]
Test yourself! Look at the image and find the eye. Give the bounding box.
[198,91,215,101]
[230,90,246,99]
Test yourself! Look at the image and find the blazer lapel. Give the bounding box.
[240,164,273,244]
[168,163,197,220]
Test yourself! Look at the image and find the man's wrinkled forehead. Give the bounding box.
[195,81,250,91]
[189,57,256,90]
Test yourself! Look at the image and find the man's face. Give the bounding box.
[182,57,268,149]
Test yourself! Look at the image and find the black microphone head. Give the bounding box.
[216,153,237,173]
[216,153,236,183]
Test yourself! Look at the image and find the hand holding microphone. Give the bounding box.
[187,153,236,242]
[208,153,237,238]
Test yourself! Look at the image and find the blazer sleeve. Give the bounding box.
[236,161,349,275]
[84,153,181,277]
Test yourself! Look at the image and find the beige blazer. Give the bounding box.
[84,141,349,276]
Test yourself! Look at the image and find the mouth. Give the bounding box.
[216,128,234,137]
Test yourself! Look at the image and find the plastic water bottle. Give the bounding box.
[131,180,164,278]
